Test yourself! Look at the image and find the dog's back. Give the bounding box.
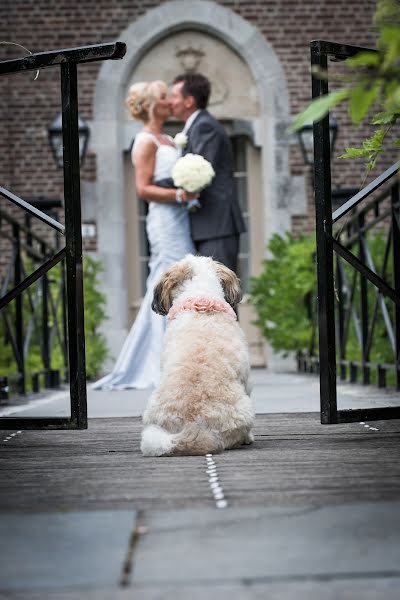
[142,313,253,456]
[141,255,254,457]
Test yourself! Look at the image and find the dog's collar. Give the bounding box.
[168,297,237,322]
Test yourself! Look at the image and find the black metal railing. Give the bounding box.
[0,42,126,429]
[0,198,67,401]
[310,40,400,424]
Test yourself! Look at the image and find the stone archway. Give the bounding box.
[92,0,294,366]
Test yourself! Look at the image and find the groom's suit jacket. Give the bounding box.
[184,110,245,242]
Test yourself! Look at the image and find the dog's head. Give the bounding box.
[152,255,242,316]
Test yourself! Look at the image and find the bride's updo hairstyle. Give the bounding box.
[125,80,167,122]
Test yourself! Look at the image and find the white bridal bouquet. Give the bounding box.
[155,153,215,213]
[172,153,215,193]
[171,153,215,212]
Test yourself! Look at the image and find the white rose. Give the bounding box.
[174,132,188,148]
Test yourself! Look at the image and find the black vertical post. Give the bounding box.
[41,242,51,387]
[336,256,346,380]
[61,61,87,429]
[391,181,400,390]
[13,223,25,395]
[61,259,69,383]
[0,377,9,403]
[56,226,69,383]
[311,41,337,423]
[358,214,370,384]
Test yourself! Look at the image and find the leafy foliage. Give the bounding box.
[0,255,108,386]
[249,233,317,353]
[81,257,108,379]
[289,0,400,173]
[249,232,396,382]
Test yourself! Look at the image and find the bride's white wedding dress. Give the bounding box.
[93,131,195,390]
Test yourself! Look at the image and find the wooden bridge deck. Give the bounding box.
[1,413,400,512]
[1,413,400,598]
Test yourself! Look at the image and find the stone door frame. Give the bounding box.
[92,0,294,364]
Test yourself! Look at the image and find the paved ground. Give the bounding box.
[1,369,399,419]
[0,370,399,598]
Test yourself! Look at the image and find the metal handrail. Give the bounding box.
[332,162,400,223]
[310,40,376,61]
[311,39,400,425]
[0,42,126,75]
[0,187,65,234]
[0,41,126,428]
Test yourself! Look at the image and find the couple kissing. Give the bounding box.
[94,73,245,392]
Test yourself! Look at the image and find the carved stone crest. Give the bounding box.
[174,43,228,106]
[175,44,205,73]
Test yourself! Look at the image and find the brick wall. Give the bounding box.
[1,0,393,252]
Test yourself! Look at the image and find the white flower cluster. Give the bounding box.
[173,132,188,148]
[171,153,215,193]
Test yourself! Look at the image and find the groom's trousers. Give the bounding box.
[194,234,240,274]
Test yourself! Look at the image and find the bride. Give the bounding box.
[94,80,196,390]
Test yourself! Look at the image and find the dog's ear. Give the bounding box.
[152,262,193,316]
[214,261,242,307]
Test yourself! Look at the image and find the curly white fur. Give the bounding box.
[141,255,255,457]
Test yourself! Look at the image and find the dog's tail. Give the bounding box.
[141,423,224,457]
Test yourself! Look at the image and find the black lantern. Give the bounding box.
[297,115,338,166]
[48,112,90,169]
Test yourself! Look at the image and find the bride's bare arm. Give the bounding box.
[133,139,197,202]
[133,139,184,203]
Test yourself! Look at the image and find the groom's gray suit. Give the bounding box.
[184,110,245,272]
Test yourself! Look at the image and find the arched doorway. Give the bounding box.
[123,29,265,364]
[93,0,294,368]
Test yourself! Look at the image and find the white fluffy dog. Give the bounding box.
[141,254,254,457]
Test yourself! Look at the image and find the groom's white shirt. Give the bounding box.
[182,109,201,134]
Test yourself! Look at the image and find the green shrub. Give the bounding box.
[249,233,317,354]
[82,256,108,379]
[0,255,108,383]
[249,232,396,373]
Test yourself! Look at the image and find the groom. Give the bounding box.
[169,73,245,273]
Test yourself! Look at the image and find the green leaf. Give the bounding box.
[363,127,385,152]
[349,83,379,123]
[371,110,399,125]
[288,89,350,133]
[380,25,400,68]
[374,0,400,26]
[345,51,380,68]
[338,147,370,159]
[384,83,400,112]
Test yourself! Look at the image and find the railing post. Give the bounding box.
[0,376,9,404]
[31,373,40,393]
[392,181,400,390]
[61,61,87,429]
[336,256,346,380]
[55,225,69,382]
[13,223,25,395]
[350,361,358,383]
[358,214,370,385]
[41,242,51,387]
[377,364,386,388]
[311,41,337,423]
